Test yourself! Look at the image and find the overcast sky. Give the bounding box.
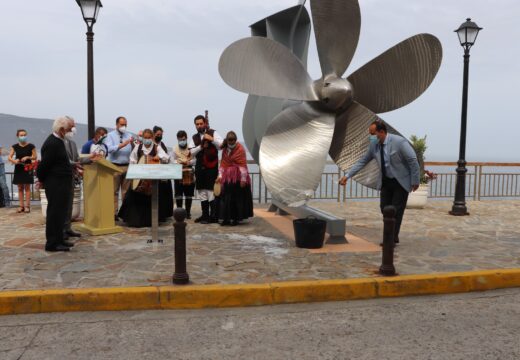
[0,0,517,161]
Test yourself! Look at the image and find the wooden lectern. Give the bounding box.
[75,158,124,235]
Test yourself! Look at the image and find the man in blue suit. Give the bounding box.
[340,120,420,245]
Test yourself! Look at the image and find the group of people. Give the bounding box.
[95,115,253,228]
[6,112,419,252]
[14,114,254,251]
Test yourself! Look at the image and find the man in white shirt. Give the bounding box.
[104,116,134,219]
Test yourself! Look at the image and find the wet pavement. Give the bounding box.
[1,200,519,290]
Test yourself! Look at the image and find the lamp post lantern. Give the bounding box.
[76,0,103,140]
[450,18,482,216]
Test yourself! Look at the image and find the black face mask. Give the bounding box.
[155,136,163,143]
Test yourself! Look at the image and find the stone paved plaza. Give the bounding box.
[0,200,519,291]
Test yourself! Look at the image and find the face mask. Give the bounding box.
[143,139,153,146]
[155,136,163,143]
[368,135,378,144]
[65,131,75,140]
[228,143,237,149]
[118,126,127,134]
[18,136,27,143]
[178,140,187,147]
[71,127,77,135]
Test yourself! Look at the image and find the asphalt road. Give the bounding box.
[1,289,519,360]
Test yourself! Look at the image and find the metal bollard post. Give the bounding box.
[379,205,397,276]
[172,208,190,285]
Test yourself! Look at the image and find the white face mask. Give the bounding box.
[118,126,127,134]
[71,127,77,135]
[65,131,75,140]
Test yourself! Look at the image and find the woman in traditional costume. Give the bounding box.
[118,129,169,227]
[216,131,253,226]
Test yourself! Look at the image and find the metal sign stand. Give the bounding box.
[125,164,182,244]
[149,180,163,244]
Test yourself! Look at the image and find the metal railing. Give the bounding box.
[246,162,520,203]
[424,162,520,201]
[3,172,40,202]
[3,162,520,204]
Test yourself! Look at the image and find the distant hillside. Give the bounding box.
[0,113,104,155]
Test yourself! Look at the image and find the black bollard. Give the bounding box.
[172,208,190,285]
[379,205,397,276]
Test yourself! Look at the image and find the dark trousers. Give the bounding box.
[174,180,195,200]
[63,178,75,232]
[380,177,409,242]
[45,176,72,249]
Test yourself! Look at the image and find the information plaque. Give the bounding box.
[126,164,182,180]
[125,163,183,244]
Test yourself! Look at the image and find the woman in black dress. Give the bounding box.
[216,131,254,226]
[8,129,37,213]
[153,126,174,222]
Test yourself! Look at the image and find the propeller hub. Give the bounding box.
[317,78,354,111]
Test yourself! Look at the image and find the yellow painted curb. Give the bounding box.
[1,269,520,316]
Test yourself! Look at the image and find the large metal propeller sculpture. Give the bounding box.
[219,0,442,207]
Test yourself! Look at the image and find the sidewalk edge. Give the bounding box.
[1,269,519,316]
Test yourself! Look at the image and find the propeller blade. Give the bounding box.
[260,102,335,206]
[310,0,361,78]
[348,34,443,114]
[219,37,318,101]
[242,95,261,163]
[242,95,287,164]
[329,102,403,189]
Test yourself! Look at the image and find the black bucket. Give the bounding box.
[293,217,327,249]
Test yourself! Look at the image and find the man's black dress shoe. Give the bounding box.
[63,233,70,241]
[45,245,70,252]
[62,240,75,247]
[66,230,82,237]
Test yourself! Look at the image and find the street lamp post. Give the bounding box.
[450,18,482,216]
[76,0,103,140]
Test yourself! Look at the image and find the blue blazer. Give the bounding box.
[346,134,420,192]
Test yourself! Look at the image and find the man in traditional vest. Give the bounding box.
[189,115,223,224]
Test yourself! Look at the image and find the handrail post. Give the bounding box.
[473,165,478,201]
[379,206,397,276]
[478,165,483,201]
[172,208,190,285]
[264,181,268,204]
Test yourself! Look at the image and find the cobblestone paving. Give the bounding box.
[0,200,519,290]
